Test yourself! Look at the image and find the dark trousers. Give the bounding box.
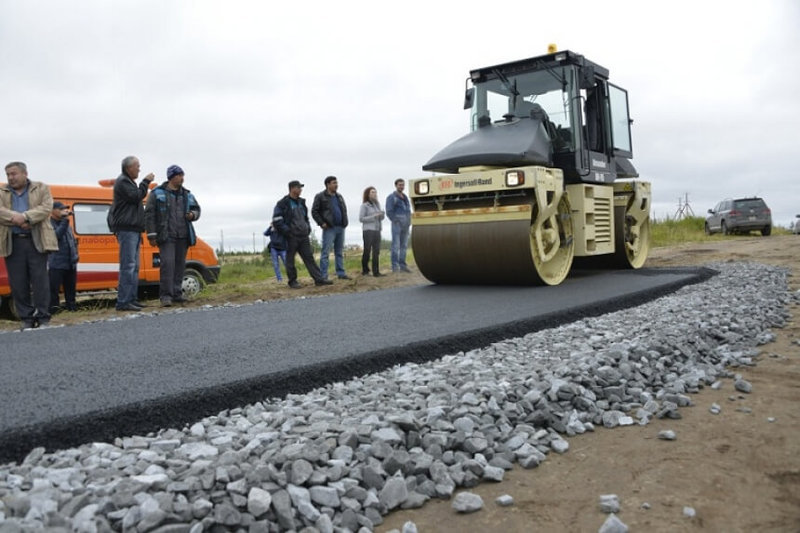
[286,234,323,283]
[5,236,50,322]
[362,230,381,274]
[158,238,188,300]
[49,267,77,311]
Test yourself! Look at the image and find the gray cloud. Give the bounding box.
[2,1,799,250]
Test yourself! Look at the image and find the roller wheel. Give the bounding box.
[530,194,575,285]
[610,197,650,269]
[411,191,574,285]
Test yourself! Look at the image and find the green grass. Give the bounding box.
[207,246,410,288]
[650,216,790,247]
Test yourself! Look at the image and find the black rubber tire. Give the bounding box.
[704,223,712,235]
[762,225,772,236]
[721,221,729,235]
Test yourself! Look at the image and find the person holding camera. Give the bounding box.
[145,165,201,307]
[107,155,155,311]
[48,201,79,313]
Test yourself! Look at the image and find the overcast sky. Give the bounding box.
[2,1,798,250]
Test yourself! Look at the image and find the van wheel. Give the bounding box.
[704,223,711,235]
[762,225,771,236]
[6,298,19,320]
[182,268,205,297]
[721,221,729,235]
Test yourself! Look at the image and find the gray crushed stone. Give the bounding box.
[599,494,620,513]
[0,262,792,531]
[657,429,677,441]
[599,513,629,533]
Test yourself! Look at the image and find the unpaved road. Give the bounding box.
[379,235,800,532]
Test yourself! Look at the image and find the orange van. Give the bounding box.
[0,180,220,315]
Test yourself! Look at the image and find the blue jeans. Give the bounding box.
[116,231,141,306]
[270,247,287,281]
[320,226,346,278]
[391,219,410,270]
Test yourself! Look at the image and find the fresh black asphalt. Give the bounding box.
[0,267,715,463]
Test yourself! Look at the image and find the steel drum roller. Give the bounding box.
[412,194,574,285]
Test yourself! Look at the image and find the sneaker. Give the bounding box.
[160,298,173,307]
[315,279,334,286]
[37,319,51,328]
[362,270,370,275]
[116,303,142,311]
[338,275,352,280]
[400,266,412,273]
[373,272,384,277]
[20,320,35,330]
[133,301,148,308]
[288,281,301,289]
[172,296,187,304]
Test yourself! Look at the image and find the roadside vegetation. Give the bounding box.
[650,215,789,247]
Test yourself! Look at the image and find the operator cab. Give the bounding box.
[423,49,637,184]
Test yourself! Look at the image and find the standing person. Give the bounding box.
[264,224,287,282]
[145,165,201,307]
[359,186,385,277]
[48,201,79,313]
[107,155,154,311]
[272,180,332,289]
[385,178,412,273]
[0,162,58,329]
[311,175,351,280]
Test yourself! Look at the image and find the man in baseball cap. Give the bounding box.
[270,180,332,288]
[144,165,202,306]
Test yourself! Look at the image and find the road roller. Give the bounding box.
[409,48,651,285]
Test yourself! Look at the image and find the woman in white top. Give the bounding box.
[358,186,385,276]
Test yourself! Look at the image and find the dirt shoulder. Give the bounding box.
[380,235,800,532]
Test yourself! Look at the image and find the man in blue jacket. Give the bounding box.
[385,178,412,273]
[144,165,201,307]
[48,201,79,313]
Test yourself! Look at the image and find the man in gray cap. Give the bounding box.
[272,180,332,289]
[145,164,201,307]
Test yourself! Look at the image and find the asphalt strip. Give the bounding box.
[0,267,715,464]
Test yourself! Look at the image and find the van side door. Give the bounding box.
[70,202,121,290]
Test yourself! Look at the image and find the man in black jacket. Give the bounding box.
[311,175,350,280]
[107,155,154,311]
[272,180,332,289]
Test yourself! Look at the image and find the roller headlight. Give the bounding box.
[415,180,430,195]
[505,170,524,187]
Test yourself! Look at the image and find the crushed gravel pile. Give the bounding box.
[0,262,792,532]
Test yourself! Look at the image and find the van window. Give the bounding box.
[73,203,112,235]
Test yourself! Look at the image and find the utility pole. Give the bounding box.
[674,193,695,220]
